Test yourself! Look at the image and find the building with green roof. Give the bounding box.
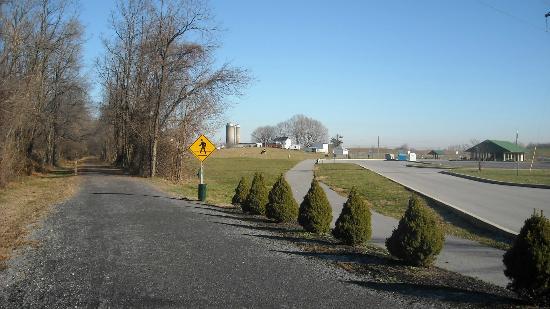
[466,140,527,162]
[427,150,445,159]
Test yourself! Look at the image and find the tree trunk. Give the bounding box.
[150,130,158,177]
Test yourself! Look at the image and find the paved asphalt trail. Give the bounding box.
[285,160,509,288]
[349,160,550,234]
[0,166,409,307]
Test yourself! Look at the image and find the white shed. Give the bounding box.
[308,143,329,154]
[333,147,349,156]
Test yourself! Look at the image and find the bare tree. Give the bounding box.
[283,114,328,147]
[97,0,249,178]
[0,0,90,186]
[251,126,276,146]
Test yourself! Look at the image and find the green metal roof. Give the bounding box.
[428,150,445,155]
[466,140,527,153]
[488,140,527,153]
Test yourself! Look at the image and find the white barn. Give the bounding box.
[274,137,292,149]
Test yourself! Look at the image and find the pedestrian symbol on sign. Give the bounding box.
[189,134,216,162]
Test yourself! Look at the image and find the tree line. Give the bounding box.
[96,0,248,179]
[0,0,91,187]
[0,0,248,186]
[251,114,328,147]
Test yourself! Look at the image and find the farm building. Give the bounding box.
[466,140,527,162]
[273,137,292,149]
[307,143,329,154]
[333,146,349,157]
[428,150,445,159]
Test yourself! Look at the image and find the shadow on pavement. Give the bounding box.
[249,233,337,248]
[274,247,392,266]
[77,165,126,176]
[345,280,521,306]
[195,202,520,306]
[279,248,519,305]
[91,192,184,201]
[213,221,302,234]
[425,197,514,245]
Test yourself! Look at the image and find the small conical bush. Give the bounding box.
[266,174,299,223]
[503,210,550,304]
[232,176,251,208]
[385,195,444,267]
[244,172,269,215]
[298,179,333,234]
[333,187,372,246]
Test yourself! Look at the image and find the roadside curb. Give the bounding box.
[440,171,550,190]
[317,159,518,240]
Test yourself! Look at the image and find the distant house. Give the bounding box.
[273,137,292,149]
[333,146,349,157]
[466,140,527,162]
[289,144,302,150]
[307,143,329,154]
[428,150,445,159]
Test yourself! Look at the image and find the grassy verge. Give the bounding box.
[316,163,511,250]
[453,168,550,185]
[151,148,322,205]
[0,169,79,270]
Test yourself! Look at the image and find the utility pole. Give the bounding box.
[546,12,550,31]
[377,136,380,159]
[516,130,519,176]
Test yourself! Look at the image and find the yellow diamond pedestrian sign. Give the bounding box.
[189,134,216,162]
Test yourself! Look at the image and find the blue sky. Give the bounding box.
[80,0,550,148]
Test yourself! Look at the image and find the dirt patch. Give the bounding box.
[0,171,79,270]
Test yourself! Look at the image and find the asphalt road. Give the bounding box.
[344,160,550,234]
[419,159,550,170]
[286,160,509,287]
[0,167,409,308]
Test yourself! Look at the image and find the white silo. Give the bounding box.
[235,125,241,144]
[226,123,235,146]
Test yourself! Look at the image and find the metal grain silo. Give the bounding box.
[235,125,241,144]
[226,123,235,146]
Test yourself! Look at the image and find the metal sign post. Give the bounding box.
[530,146,537,173]
[188,134,216,202]
[516,131,519,177]
[200,161,204,184]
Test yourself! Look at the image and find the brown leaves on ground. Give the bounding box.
[0,174,79,270]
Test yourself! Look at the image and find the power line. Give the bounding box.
[476,0,548,33]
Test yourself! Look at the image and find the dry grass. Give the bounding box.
[0,170,79,270]
[212,147,323,160]
[150,148,324,205]
[453,168,550,186]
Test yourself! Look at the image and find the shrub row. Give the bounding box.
[231,173,550,305]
